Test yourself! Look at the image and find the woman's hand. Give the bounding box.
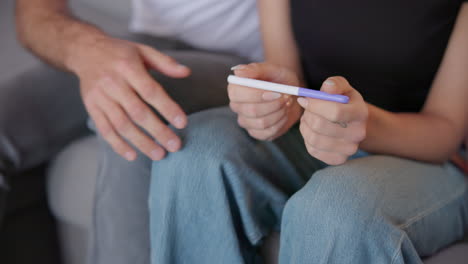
[228,63,304,141]
[298,77,368,165]
[69,36,191,161]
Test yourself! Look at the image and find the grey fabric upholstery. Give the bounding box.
[47,136,99,264]
[424,244,468,264]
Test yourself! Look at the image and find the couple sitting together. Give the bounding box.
[7,0,468,263]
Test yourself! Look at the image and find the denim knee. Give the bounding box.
[282,158,387,236]
[279,158,401,264]
[149,108,250,199]
[152,108,244,164]
[284,155,468,232]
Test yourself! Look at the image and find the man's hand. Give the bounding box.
[228,63,304,141]
[16,0,192,161]
[297,77,368,165]
[69,36,191,161]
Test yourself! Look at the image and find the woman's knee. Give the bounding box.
[150,107,250,193]
[282,157,390,233]
[287,155,468,226]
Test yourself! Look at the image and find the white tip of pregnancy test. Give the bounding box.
[227,75,299,97]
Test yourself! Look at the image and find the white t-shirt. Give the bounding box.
[130,0,263,61]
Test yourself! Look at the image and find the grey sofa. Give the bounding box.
[1,0,467,263]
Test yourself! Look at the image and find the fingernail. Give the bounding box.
[125,152,136,161]
[231,65,247,71]
[173,115,186,128]
[297,97,308,108]
[177,64,189,70]
[167,139,180,152]
[151,149,165,160]
[324,79,336,86]
[262,92,282,101]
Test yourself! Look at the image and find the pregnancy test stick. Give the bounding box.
[228,75,349,104]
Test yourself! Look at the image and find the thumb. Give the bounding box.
[137,44,191,78]
[320,77,351,95]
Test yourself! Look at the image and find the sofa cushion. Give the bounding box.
[47,136,99,264]
[425,244,468,264]
[47,135,98,229]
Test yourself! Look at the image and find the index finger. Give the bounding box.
[298,97,364,123]
[123,61,188,129]
[228,84,282,103]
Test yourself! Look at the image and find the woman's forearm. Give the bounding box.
[362,4,468,163]
[257,0,302,76]
[15,0,107,71]
[360,104,465,163]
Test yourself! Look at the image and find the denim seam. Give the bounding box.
[222,160,271,246]
[390,234,405,264]
[397,184,467,230]
[388,186,464,264]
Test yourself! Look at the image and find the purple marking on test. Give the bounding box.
[298,88,349,104]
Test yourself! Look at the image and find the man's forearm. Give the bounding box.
[16,0,107,71]
[360,104,465,163]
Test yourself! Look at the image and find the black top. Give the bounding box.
[291,0,467,112]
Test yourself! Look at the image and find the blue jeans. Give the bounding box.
[149,107,468,264]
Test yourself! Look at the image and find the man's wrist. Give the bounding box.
[62,21,108,73]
